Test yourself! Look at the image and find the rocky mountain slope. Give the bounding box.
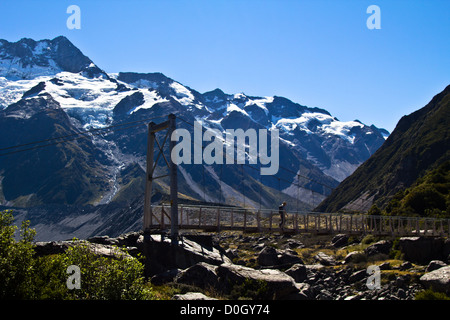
[315,84,450,213]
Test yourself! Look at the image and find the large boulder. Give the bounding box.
[34,241,73,256]
[444,239,450,263]
[285,264,307,283]
[172,292,217,300]
[257,246,303,267]
[348,269,367,284]
[216,263,299,299]
[175,262,219,289]
[34,240,133,259]
[420,266,450,294]
[399,237,446,264]
[425,260,447,273]
[331,234,349,248]
[284,283,314,300]
[343,251,366,264]
[278,251,304,266]
[257,246,279,266]
[139,234,231,277]
[151,268,182,285]
[314,252,336,266]
[364,240,392,257]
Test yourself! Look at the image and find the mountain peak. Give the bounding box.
[0,36,106,80]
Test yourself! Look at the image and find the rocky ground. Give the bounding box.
[35,231,450,300]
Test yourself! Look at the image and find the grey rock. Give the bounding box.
[420,265,450,293]
[217,263,298,299]
[87,235,117,245]
[331,234,349,248]
[399,261,413,270]
[34,240,132,259]
[284,283,313,300]
[139,234,232,276]
[343,251,366,264]
[365,240,392,257]
[314,252,336,266]
[257,246,279,266]
[151,268,182,285]
[399,237,446,264]
[87,242,133,259]
[425,260,447,272]
[317,289,333,300]
[172,292,217,300]
[379,262,391,270]
[115,232,141,247]
[34,240,73,256]
[349,269,367,283]
[175,262,219,289]
[225,248,239,260]
[285,264,307,283]
[285,239,305,249]
[278,251,304,266]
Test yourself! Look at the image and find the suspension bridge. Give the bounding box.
[2,113,447,240]
[142,114,450,242]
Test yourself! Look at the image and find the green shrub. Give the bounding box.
[229,278,270,300]
[57,243,154,300]
[0,210,36,299]
[415,289,450,300]
[0,209,155,300]
[361,234,377,245]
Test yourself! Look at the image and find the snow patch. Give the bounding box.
[170,81,195,105]
[244,96,272,115]
[130,90,168,114]
[226,103,249,116]
[274,112,364,143]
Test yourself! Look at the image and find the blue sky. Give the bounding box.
[0,0,449,132]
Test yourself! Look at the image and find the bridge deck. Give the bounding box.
[147,204,450,237]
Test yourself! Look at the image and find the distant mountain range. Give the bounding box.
[316,84,450,214]
[0,36,389,240]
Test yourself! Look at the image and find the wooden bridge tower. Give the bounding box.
[143,113,178,245]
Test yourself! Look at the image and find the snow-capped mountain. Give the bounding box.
[0,36,389,240]
[0,36,106,80]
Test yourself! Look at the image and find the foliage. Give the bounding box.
[384,161,450,218]
[229,278,270,300]
[367,205,382,216]
[361,234,377,245]
[316,86,450,213]
[0,209,155,300]
[415,288,450,300]
[57,243,153,300]
[0,210,36,299]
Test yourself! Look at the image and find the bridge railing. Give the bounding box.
[148,204,450,236]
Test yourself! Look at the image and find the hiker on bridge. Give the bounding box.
[279,201,287,230]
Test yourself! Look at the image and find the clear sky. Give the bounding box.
[0,0,449,132]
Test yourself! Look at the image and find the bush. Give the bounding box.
[0,209,155,300]
[361,234,377,245]
[415,289,450,300]
[59,243,153,300]
[229,278,270,300]
[403,185,446,215]
[0,210,36,299]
